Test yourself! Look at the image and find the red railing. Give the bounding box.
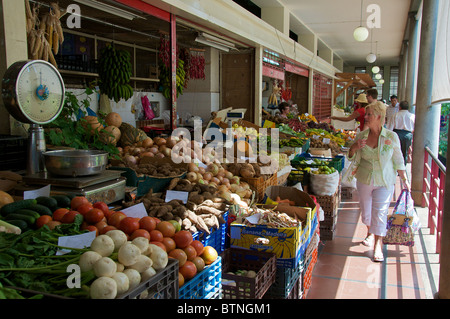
[422,146,446,254]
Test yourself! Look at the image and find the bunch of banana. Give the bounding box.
[98,43,134,102]
[159,58,186,99]
[268,92,278,106]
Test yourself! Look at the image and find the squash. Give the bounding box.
[119,122,148,147]
[100,125,121,145]
[82,116,103,134]
[105,112,123,127]
[0,191,14,210]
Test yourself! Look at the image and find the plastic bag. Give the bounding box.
[341,156,357,189]
[310,170,340,196]
[141,95,155,120]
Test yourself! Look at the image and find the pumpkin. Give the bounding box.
[105,112,123,127]
[0,191,14,209]
[119,122,148,147]
[100,125,121,145]
[82,116,103,134]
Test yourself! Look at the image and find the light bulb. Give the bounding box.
[366,53,377,63]
[379,79,385,84]
[375,73,382,80]
[372,66,380,74]
[353,26,369,41]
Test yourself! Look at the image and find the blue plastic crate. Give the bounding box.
[179,256,222,299]
[192,211,228,255]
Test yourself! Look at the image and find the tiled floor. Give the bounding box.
[306,178,428,299]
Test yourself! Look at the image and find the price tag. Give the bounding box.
[245,213,261,225]
[57,231,96,255]
[322,138,331,145]
[312,135,320,140]
[122,202,148,218]
[305,160,314,165]
[165,190,189,204]
[23,184,51,200]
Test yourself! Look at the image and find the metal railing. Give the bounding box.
[422,146,446,254]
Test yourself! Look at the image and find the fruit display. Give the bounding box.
[98,44,134,102]
[311,166,337,175]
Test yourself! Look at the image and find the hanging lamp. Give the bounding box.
[353,0,369,41]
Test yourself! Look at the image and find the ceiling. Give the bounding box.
[34,0,416,67]
[280,0,413,66]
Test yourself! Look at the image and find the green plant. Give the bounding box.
[43,87,120,159]
[439,103,450,159]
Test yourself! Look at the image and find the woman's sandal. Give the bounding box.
[362,235,374,247]
[373,251,384,262]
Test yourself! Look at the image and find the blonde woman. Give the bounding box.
[345,101,410,262]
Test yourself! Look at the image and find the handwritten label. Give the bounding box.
[23,184,51,200]
[122,202,147,218]
[165,190,189,204]
[322,138,331,145]
[57,231,96,255]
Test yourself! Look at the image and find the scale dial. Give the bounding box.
[2,60,65,125]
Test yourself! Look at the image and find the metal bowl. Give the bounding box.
[43,150,109,177]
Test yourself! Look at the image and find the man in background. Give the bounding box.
[385,95,400,130]
[393,101,415,165]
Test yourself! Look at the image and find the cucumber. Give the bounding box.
[36,196,58,210]
[4,219,28,232]
[28,204,53,216]
[51,195,71,208]
[4,213,36,226]
[0,199,37,217]
[14,209,41,220]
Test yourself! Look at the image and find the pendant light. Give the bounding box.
[379,79,385,84]
[353,0,369,41]
[375,73,382,80]
[372,66,380,74]
[366,33,377,64]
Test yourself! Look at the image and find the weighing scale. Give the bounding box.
[2,60,125,204]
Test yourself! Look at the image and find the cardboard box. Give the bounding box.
[230,186,317,268]
[230,204,313,268]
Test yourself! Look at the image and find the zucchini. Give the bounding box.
[14,209,41,220]
[4,213,36,226]
[36,196,58,210]
[28,204,52,216]
[0,199,37,217]
[2,219,28,232]
[51,195,71,208]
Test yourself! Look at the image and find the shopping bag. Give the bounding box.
[383,189,420,246]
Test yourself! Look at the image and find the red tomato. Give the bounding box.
[183,245,197,261]
[155,221,176,237]
[119,217,140,235]
[173,230,193,248]
[149,229,164,242]
[190,240,205,256]
[179,261,197,280]
[77,203,93,216]
[70,196,90,210]
[85,208,105,224]
[169,248,187,267]
[108,211,126,228]
[61,210,81,224]
[162,237,176,252]
[52,208,69,222]
[36,215,52,228]
[131,229,151,240]
[139,216,156,232]
[86,225,98,236]
[93,201,109,214]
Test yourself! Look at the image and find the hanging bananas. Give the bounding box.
[159,59,186,99]
[98,43,134,103]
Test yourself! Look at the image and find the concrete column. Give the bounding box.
[254,46,263,126]
[411,0,439,202]
[404,12,419,111]
[0,0,28,135]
